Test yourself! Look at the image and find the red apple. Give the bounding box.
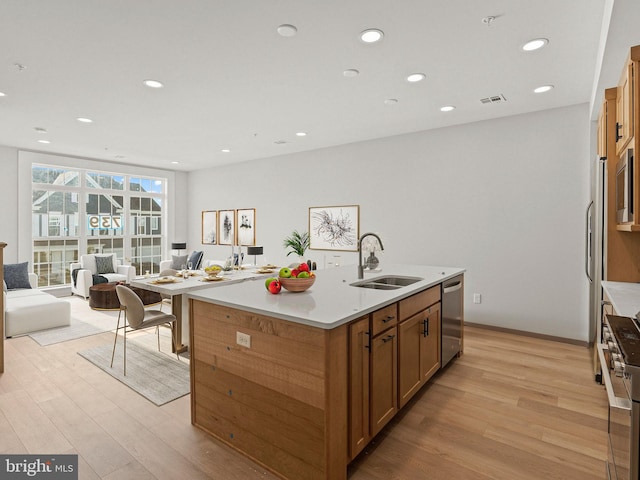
[268,279,281,294]
[265,277,277,291]
[298,262,310,272]
[291,269,300,278]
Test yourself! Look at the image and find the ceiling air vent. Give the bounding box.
[480,94,507,104]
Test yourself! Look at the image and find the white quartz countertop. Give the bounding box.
[602,281,640,318]
[187,264,465,329]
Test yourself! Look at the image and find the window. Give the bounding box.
[32,164,167,287]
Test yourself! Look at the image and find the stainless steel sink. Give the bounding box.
[351,275,423,290]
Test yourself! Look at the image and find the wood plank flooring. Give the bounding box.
[0,306,608,480]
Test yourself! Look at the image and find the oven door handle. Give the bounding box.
[597,343,632,411]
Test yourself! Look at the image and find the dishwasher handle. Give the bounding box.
[443,281,462,294]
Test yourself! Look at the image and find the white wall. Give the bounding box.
[188,104,590,341]
[0,146,20,262]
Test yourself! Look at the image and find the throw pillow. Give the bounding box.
[3,280,7,292]
[95,255,116,274]
[170,254,188,270]
[188,250,203,270]
[4,262,31,290]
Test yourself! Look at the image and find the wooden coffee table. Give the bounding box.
[89,283,162,310]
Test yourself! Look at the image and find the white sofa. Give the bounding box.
[4,273,71,337]
[70,253,136,299]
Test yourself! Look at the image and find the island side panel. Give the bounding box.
[190,299,349,480]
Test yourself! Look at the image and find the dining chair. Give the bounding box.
[111,285,179,375]
[158,268,177,312]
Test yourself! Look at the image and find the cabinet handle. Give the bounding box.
[382,315,395,323]
[423,318,429,337]
[381,334,396,343]
[616,122,622,142]
[365,331,371,351]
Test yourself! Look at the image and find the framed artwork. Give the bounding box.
[201,210,217,245]
[309,205,359,251]
[237,208,256,246]
[218,209,235,245]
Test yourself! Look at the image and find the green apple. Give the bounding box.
[279,267,292,278]
[265,277,277,291]
[297,271,310,278]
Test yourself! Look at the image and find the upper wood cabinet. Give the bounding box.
[597,95,608,159]
[613,46,640,232]
[615,58,634,157]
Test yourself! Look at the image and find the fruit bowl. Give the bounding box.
[279,276,315,292]
[204,266,221,277]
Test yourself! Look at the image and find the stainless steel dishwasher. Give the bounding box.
[441,275,464,368]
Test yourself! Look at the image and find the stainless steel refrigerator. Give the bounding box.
[587,155,606,383]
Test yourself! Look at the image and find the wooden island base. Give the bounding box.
[188,270,462,480]
[189,299,349,480]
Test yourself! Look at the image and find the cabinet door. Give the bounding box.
[370,327,397,437]
[398,312,422,408]
[616,61,634,156]
[398,304,441,408]
[348,316,370,460]
[421,303,441,384]
[597,101,607,159]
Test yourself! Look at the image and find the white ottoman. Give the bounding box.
[4,289,71,337]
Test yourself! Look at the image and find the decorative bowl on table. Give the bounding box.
[204,265,222,277]
[279,275,315,292]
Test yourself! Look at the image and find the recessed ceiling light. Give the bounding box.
[221,149,230,153]
[0,92,6,97]
[171,161,180,164]
[534,85,554,93]
[37,139,50,144]
[360,29,384,43]
[143,79,164,88]
[440,105,455,112]
[407,73,426,83]
[384,98,398,105]
[343,69,360,77]
[296,132,307,137]
[76,117,93,123]
[522,38,549,52]
[277,24,298,37]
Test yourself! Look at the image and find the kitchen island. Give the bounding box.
[187,264,465,480]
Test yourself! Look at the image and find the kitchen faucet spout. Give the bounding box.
[358,232,384,279]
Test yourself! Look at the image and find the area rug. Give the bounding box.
[29,316,113,346]
[78,342,190,406]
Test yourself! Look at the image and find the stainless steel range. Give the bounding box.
[598,314,640,480]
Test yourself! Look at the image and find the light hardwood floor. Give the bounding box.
[0,303,608,480]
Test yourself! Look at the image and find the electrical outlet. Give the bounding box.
[236,331,251,348]
[473,293,482,304]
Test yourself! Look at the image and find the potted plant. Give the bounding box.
[283,230,310,260]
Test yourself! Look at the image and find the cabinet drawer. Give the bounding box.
[371,304,398,337]
[399,286,441,321]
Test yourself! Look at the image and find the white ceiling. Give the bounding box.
[0,0,606,172]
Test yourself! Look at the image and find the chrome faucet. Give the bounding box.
[358,232,384,279]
